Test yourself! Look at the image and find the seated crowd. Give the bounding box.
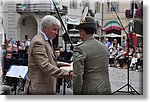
[104,38,143,72]
[1,39,29,94]
[1,37,143,94]
[1,38,73,94]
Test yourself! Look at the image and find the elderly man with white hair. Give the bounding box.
[24,15,73,95]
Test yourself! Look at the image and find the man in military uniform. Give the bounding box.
[72,16,111,95]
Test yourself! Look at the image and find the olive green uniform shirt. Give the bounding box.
[73,36,111,95]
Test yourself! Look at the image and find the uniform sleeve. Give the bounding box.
[73,46,86,95]
[32,41,69,78]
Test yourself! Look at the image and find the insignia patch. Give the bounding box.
[73,51,82,58]
[80,19,87,24]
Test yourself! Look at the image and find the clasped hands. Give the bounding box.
[57,61,73,79]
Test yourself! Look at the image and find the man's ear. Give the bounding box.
[42,26,47,33]
[81,29,86,35]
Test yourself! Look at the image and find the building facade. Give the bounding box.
[0,0,143,47]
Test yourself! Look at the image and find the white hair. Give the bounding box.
[40,15,61,30]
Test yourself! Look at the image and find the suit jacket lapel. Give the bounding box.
[39,32,56,61]
[46,41,56,60]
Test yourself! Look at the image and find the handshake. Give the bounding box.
[57,61,72,67]
[57,62,73,79]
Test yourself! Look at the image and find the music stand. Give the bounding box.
[5,65,28,94]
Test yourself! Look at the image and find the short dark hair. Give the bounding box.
[82,28,95,35]
[5,50,12,54]
[54,47,60,51]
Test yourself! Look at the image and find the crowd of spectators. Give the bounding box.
[1,38,30,92]
[104,38,143,72]
[1,37,143,94]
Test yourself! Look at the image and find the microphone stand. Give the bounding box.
[112,20,139,95]
[106,0,140,95]
[52,0,73,95]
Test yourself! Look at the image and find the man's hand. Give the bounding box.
[68,70,73,79]
[57,61,71,67]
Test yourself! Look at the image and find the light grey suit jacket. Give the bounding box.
[24,32,69,95]
[73,36,111,95]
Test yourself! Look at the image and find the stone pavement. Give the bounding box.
[58,67,143,95]
[0,66,143,95]
[109,67,143,95]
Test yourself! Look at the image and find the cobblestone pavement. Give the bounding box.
[58,67,143,95]
[0,67,143,95]
[108,67,143,95]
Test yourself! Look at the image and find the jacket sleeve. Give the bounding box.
[32,41,69,78]
[73,46,86,95]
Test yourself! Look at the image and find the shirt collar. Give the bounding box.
[40,31,49,41]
